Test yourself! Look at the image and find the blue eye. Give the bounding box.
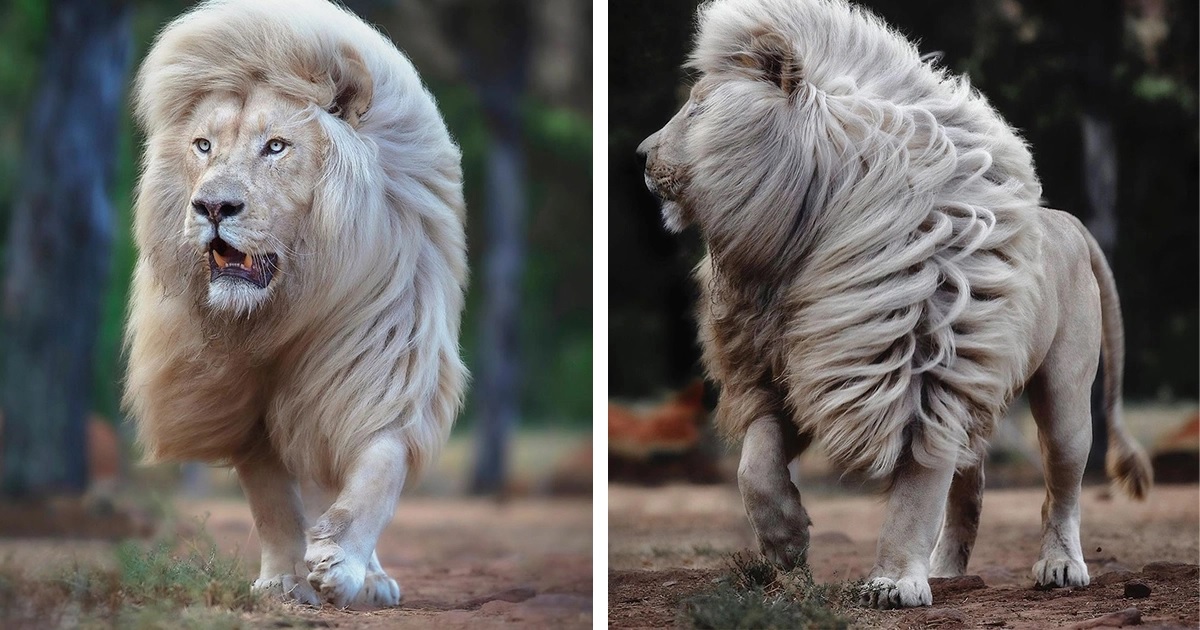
[264,139,289,155]
[194,138,211,153]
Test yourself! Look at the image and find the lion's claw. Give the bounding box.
[305,540,367,608]
[859,576,932,609]
[1033,557,1090,588]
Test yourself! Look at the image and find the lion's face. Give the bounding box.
[182,87,325,314]
[637,84,705,234]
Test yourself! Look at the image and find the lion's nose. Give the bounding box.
[192,198,245,224]
[635,134,657,161]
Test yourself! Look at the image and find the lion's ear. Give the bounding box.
[328,44,374,127]
[732,30,803,95]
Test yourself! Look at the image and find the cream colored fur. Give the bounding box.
[123,0,466,608]
[640,0,1152,609]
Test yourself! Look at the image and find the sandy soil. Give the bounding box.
[609,482,1200,629]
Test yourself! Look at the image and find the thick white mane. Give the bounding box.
[126,0,466,485]
[690,0,1046,476]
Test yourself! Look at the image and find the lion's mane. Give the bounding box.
[123,0,466,487]
[691,0,1044,477]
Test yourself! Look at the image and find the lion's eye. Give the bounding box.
[264,139,288,155]
[194,138,211,153]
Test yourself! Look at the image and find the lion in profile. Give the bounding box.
[639,0,1152,609]
[123,0,466,608]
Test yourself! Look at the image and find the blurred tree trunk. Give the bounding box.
[453,4,531,496]
[0,0,131,497]
[1072,0,1121,477]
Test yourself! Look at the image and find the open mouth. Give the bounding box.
[207,237,278,288]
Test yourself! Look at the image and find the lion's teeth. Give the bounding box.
[244,253,254,269]
[213,249,228,268]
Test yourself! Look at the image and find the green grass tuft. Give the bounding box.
[682,552,862,630]
[0,518,283,628]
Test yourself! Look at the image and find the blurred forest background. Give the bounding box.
[610,0,1198,408]
[0,0,592,498]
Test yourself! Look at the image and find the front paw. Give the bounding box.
[859,576,932,609]
[1033,557,1089,588]
[353,571,402,608]
[754,520,811,572]
[305,539,367,608]
[253,574,320,606]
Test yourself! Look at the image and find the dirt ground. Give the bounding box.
[0,495,592,629]
[609,482,1200,629]
[193,496,593,628]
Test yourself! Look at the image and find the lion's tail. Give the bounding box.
[1084,228,1152,500]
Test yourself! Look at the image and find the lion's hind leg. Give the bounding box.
[737,415,812,571]
[929,461,984,577]
[861,458,956,609]
[305,433,407,608]
[1028,362,1093,588]
[236,450,320,606]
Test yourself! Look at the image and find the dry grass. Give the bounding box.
[0,518,295,629]
[681,552,862,630]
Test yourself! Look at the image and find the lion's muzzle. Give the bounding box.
[208,236,278,289]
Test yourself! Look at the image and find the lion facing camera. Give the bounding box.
[124,0,466,608]
[639,0,1152,609]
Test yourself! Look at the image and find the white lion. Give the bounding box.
[639,0,1152,608]
[124,0,466,608]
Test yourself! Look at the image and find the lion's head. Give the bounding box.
[638,27,822,273]
[178,88,328,313]
[132,0,383,319]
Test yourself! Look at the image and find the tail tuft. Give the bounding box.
[1106,433,1153,500]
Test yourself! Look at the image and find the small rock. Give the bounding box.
[1065,607,1141,629]
[1123,581,1151,598]
[661,579,678,587]
[1093,570,1135,586]
[929,575,987,597]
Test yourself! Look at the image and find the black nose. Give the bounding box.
[192,198,245,223]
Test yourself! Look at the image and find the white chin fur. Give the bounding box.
[661,201,687,233]
[207,278,271,315]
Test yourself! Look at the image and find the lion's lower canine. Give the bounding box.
[124,0,466,608]
[639,0,1152,609]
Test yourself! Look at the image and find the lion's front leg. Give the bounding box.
[305,433,406,608]
[861,458,955,609]
[236,450,319,606]
[738,415,812,571]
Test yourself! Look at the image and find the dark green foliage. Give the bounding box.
[682,552,861,630]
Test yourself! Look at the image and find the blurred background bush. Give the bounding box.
[0,0,592,498]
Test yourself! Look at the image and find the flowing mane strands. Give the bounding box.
[689,0,1046,477]
[126,0,467,486]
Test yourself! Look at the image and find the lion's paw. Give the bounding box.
[253,574,320,606]
[352,571,402,608]
[1033,557,1089,588]
[756,526,810,572]
[305,539,367,608]
[859,576,932,609]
